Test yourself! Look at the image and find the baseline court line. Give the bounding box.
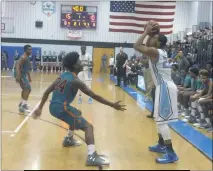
[12,101,41,136]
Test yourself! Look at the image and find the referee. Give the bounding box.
[115,47,128,87]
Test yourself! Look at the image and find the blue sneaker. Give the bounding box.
[156,151,179,164]
[88,97,93,104]
[148,144,166,153]
[78,97,82,104]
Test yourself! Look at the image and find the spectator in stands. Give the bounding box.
[171,47,178,58]
[126,61,133,85]
[206,60,213,79]
[171,64,181,85]
[197,94,213,132]
[177,69,192,112]
[178,68,202,117]
[184,70,212,127]
[100,53,107,73]
[109,55,114,75]
[1,51,8,71]
[177,51,190,73]
[177,69,192,89]
[167,46,172,58]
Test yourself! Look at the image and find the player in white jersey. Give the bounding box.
[133,21,179,164]
[77,46,93,104]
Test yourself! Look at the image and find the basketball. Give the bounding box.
[144,20,160,35]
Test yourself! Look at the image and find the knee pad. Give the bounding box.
[157,124,171,141]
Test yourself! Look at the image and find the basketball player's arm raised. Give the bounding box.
[133,23,159,64]
[15,55,27,82]
[71,79,126,111]
[133,35,159,64]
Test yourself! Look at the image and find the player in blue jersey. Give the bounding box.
[32,51,126,166]
[134,21,179,164]
[14,45,32,113]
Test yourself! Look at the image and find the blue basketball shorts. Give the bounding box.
[14,72,31,91]
[49,102,88,130]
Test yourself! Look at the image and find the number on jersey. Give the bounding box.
[54,77,67,93]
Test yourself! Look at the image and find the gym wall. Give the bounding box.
[1,1,212,44]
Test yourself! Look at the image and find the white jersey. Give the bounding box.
[79,53,92,71]
[149,49,172,86]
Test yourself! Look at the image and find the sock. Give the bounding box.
[198,104,205,120]
[191,101,197,117]
[22,100,27,105]
[205,118,211,125]
[165,141,174,153]
[177,102,181,109]
[68,130,73,138]
[158,134,165,146]
[181,105,184,110]
[185,108,189,115]
[88,144,95,155]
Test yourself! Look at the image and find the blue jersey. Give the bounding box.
[50,72,78,105]
[14,56,30,76]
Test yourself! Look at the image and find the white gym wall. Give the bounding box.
[2,1,212,43]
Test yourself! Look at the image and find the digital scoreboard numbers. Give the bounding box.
[61,5,97,30]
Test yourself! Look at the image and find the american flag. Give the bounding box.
[109,1,176,35]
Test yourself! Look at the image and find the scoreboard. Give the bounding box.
[61,5,97,30]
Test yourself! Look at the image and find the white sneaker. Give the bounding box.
[185,115,190,119]
[181,113,186,117]
[182,118,188,122]
[193,123,200,127]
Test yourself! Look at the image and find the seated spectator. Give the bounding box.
[206,60,213,79]
[177,69,192,90]
[171,47,178,58]
[178,67,202,116]
[184,70,212,127]
[127,62,138,85]
[177,51,190,73]
[197,94,213,132]
[109,56,114,75]
[171,64,181,85]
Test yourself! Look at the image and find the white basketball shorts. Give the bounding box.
[77,69,92,88]
[154,81,178,124]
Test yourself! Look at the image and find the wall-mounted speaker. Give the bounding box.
[35,21,43,28]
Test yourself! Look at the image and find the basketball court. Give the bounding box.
[1,71,212,170]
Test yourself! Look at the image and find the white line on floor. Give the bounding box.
[1,76,13,78]
[12,101,41,136]
[1,93,42,97]
[2,131,15,133]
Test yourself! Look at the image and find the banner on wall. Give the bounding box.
[67,30,82,40]
[42,1,56,17]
